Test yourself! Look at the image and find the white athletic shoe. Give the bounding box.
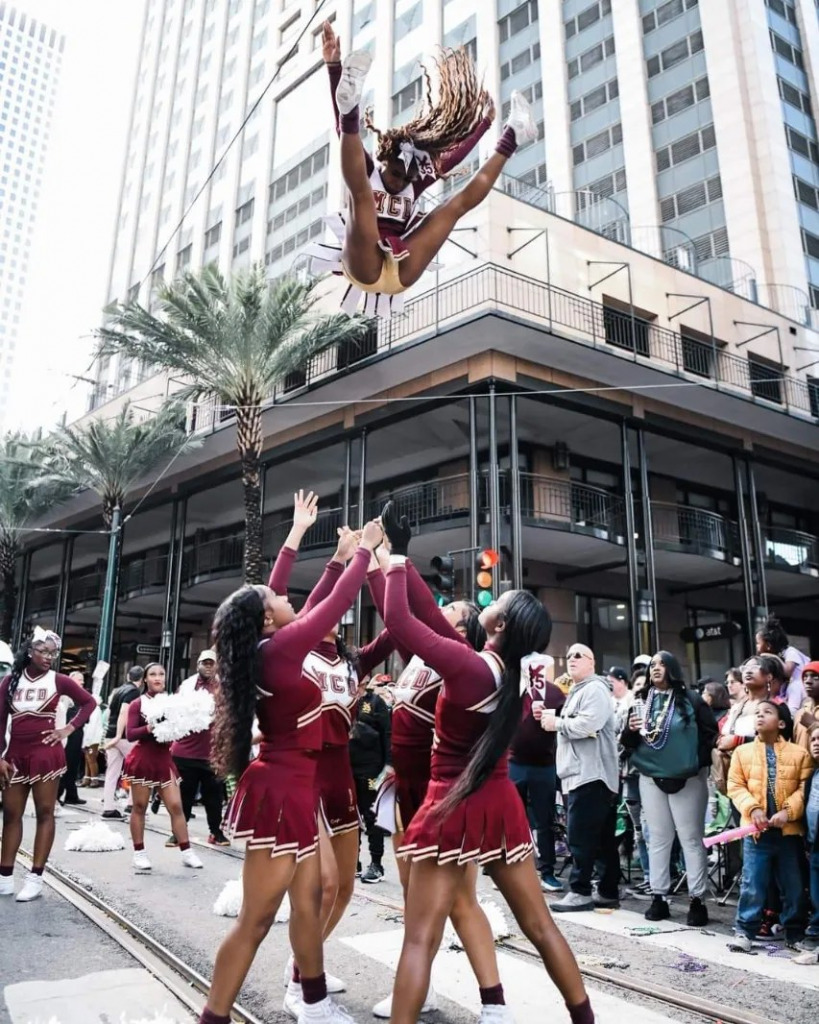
[372,983,438,1018]
[15,871,43,902]
[0,875,14,897]
[181,848,203,869]
[335,50,373,115]
[283,980,303,1020]
[133,851,152,871]
[325,972,345,994]
[505,90,537,146]
[480,1006,517,1023]
[297,997,355,1023]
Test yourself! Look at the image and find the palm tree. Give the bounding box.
[0,432,75,642]
[96,264,370,583]
[42,400,194,528]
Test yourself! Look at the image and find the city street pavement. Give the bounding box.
[1,793,817,1024]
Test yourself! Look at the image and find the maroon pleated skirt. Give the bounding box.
[398,775,533,866]
[122,741,178,789]
[6,739,66,785]
[315,744,359,836]
[392,746,432,830]
[224,748,319,861]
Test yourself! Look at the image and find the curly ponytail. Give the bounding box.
[211,585,265,778]
[5,643,32,709]
[437,591,551,816]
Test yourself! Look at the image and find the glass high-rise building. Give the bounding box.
[0,3,64,426]
[97,0,819,401]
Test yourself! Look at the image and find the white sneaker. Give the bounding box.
[480,1006,517,1023]
[181,848,203,869]
[133,851,152,871]
[297,997,355,1023]
[283,980,303,1020]
[326,971,345,994]
[15,871,43,902]
[506,90,537,145]
[372,983,438,1018]
[0,875,14,897]
[335,50,373,115]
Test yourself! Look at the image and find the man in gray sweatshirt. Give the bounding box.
[542,643,620,912]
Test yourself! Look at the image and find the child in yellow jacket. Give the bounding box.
[727,700,812,950]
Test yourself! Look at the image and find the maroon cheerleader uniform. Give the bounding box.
[383,560,533,866]
[123,695,179,788]
[0,670,95,785]
[223,544,372,859]
[269,547,395,836]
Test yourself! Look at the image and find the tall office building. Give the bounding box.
[96,0,819,403]
[0,3,64,426]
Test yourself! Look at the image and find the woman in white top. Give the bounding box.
[755,615,808,715]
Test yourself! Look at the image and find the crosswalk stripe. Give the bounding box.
[343,927,675,1022]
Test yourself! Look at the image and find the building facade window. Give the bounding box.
[567,36,615,80]
[646,29,704,78]
[498,1,538,44]
[565,0,611,40]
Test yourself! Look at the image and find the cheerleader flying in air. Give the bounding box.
[0,628,96,902]
[314,21,537,317]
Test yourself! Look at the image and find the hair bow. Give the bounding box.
[32,625,62,650]
[398,140,435,180]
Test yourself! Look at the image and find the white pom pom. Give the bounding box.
[443,897,510,950]
[213,878,243,917]
[275,892,291,923]
[150,690,215,743]
[64,822,126,852]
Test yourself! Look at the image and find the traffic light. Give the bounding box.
[430,554,455,605]
[476,548,500,607]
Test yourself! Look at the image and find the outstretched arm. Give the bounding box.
[384,559,493,702]
[357,629,396,677]
[406,559,465,644]
[437,108,494,177]
[369,557,411,664]
[268,490,319,592]
[302,525,360,614]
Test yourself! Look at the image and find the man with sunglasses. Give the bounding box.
[544,645,620,913]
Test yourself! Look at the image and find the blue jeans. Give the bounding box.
[509,761,557,877]
[808,848,819,938]
[736,831,807,941]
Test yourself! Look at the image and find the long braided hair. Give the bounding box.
[211,585,266,778]
[5,642,33,709]
[365,47,487,176]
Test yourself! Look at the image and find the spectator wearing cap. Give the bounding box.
[169,650,228,846]
[509,653,565,894]
[795,662,819,754]
[101,665,144,819]
[546,644,620,913]
[608,665,649,883]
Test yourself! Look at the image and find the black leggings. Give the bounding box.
[173,757,224,837]
[354,775,385,862]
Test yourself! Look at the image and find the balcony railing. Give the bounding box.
[764,527,819,572]
[183,535,245,585]
[651,503,737,560]
[68,569,104,609]
[520,475,626,540]
[121,554,169,596]
[188,263,818,434]
[27,581,59,615]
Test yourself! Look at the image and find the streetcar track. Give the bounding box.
[45,807,787,1024]
[16,845,262,1024]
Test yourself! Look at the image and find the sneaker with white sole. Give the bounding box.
[480,1006,517,1023]
[550,890,594,913]
[0,875,14,897]
[297,997,355,1023]
[372,983,438,1018]
[283,980,303,1020]
[540,874,564,893]
[15,871,44,902]
[325,972,345,994]
[133,851,152,871]
[335,50,373,115]
[728,933,752,952]
[505,90,537,146]
[181,848,203,869]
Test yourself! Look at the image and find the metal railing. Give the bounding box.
[182,534,245,584]
[121,554,169,595]
[68,569,104,608]
[520,475,626,538]
[764,526,819,571]
[188,262,818,432]
[651,502,737,559]
[27,581,59,615]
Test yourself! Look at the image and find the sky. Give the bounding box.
[7,0,145,431]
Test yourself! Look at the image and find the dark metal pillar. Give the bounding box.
[621,423,640,659]
[54,535,75,646]
[745,459,768,614]
[468,396,479,596]
[637,429,658,651]
[733,457,756,647]
[509,395,523,590]
[13,549,32,650]
[342,436,352,524]
[488,384,500,597]
[161,500,180,674]
[166,498,187,691]
[355,428,367,646]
